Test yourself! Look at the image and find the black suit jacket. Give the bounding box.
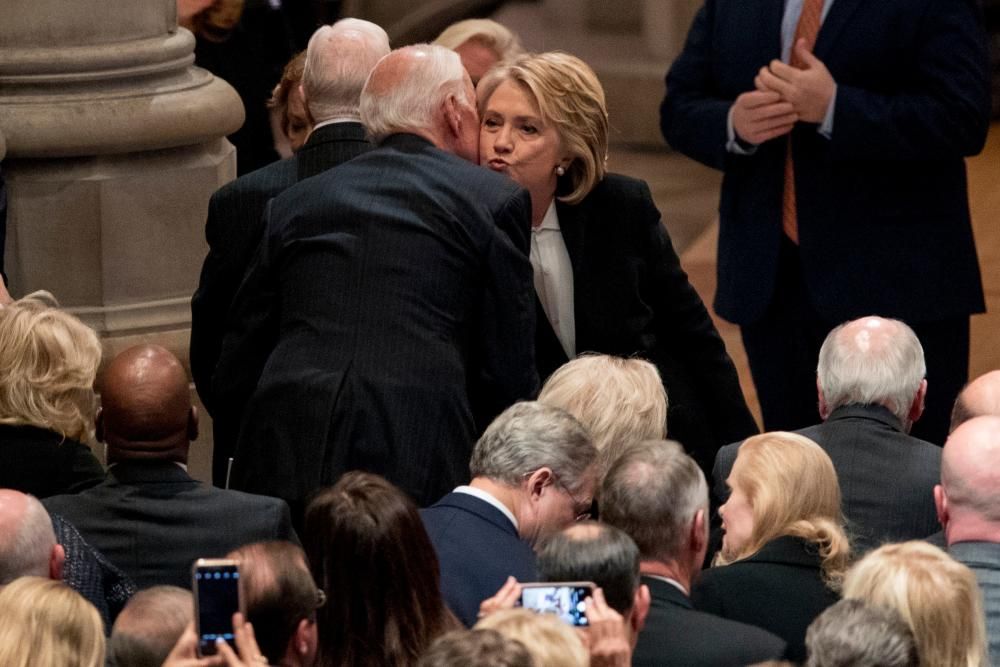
[218,134,537,507]
[536,174,756,472]
[714,404,942,554]
[0,424,105,498]
[692,536,840,662]
[43,461,297,590]
[661,0,989,325]
[421,492,538,627]
[634,576,786,666]
[190,122,371,483]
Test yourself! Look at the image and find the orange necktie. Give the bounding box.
[781,0,824,244]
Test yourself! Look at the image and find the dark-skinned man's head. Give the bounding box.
[97,345,197,465]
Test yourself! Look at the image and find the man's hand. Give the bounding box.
[756,38,836,123]
[731,90,798,145]
[477,576,522,620]
[579,588,632,667]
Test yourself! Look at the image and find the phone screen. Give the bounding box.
[520,584,592,627]
[194,561,241,656]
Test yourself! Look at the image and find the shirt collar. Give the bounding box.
[533,200,560,233]
[311,116,362,132]
[642,574,688,596]
[453,485,518,530]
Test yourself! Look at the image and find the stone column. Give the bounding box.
[0,0,243,364]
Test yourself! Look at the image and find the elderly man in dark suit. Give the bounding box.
[44,345,297,590]
[662,0,992,445]
[220,44,538,514]
[421,402,597,627]
[714,316,941,554]
[190,18,390,486]
[601,440,787,666]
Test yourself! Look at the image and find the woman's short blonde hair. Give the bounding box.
[843,541,987,667]
[539,354,666,474]
[0,296,102,442]
[718,432,851,588]
[475,608,588,667]
[0,576,106,667]
[433,19,523,61]
[477,51,609,204]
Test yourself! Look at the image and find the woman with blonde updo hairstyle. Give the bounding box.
[0,576,106,667]
[476,51,755,480]
[0,295,105,497]
[476,608,588,667]
[843,541,987,667]
[693,432,850,662]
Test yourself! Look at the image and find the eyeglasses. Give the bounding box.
[554,475,592,522]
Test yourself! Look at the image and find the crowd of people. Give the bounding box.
[0,1,996,665]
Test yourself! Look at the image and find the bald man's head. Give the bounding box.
[940,417,1000,528]
[951,371,1000,433]
[0,490,63,584]
[97,345,196,464]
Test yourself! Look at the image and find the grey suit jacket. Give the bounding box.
[950,541,1000,662]
[43,461,297,590]
[714,404,941,553]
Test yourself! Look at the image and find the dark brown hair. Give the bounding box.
[304,472,458,666]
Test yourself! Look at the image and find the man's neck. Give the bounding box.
[945,515,1000,545]
[640,559,692,595]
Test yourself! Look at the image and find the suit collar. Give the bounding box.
[302,121,366,149]
[431,491,521,537]
[950,541,1000,569]
[742,535,823,568]
[642,575,693,609]
[825,404,904,432]
[107,460,196,485]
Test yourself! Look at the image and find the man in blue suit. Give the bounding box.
[421,402,598,627]
[661,0,992,445]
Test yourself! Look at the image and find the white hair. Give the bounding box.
[817,317,926,425]
[360,44,471,143]
[0,494,56,584]
[432,18,523,60]
[302,19,390,122]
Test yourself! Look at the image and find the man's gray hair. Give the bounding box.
[817,317,926,424]
[0,494,56,584]
[109,586,193,667]
[805,598,918,667]
[600,440,708,563]
[302,19,390,122]
[360,44,471,143]
[469,401,596,494]
[537,522,640,615]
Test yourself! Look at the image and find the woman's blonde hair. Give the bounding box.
[433,19,523,61]
[475,608,588,667]
[718,432,850,588]
[0,576,106,667]
[539,354,666,474]
[477,51,609,204]
[843,541,987,667]
[0,295,102,442]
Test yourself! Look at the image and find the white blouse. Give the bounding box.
[530,201,576,359]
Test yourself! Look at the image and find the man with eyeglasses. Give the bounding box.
[421,401,598,627]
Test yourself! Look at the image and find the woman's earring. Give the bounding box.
[555,165,566,176]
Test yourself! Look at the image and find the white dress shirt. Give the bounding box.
[531,202,576,359]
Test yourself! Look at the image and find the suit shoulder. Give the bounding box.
[212,158,298,203]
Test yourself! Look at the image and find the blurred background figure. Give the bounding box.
[419,629,534,667]
[433,18,522,84]
[269,51,314,158]
[304,472,460,666]
[107,586,192,667]
[804,599,918,667]
[0,576,105,667]
[475,608,588,667]
[842,541,987,667]
[0,295,104,498]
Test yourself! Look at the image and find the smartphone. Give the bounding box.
[518,581,595,627]
[192,558,243,656]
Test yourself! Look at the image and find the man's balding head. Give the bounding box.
[301,19,390,122]
[935,416,1000,545]
[97,345,196,464]
[817,316,926,429]
[950,371,1000,433]
[109,586,192,667]
[0,489,63,583]
[360,44,479,161]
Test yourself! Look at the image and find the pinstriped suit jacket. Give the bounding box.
[190,122,371,484]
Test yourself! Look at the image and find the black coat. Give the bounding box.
[634,576,786,666]
[0,424,104,498]
[219,134,537,507]
[692,536,840,662]
[536,174,756,473]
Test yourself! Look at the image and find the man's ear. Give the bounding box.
[524,467,555,501]
[95,408,106,443]
[49,543,65,581]
[290,617,318,661]
[909,379,928,424]
[817,378,830,420]
[631,583,651,636]
[188,405,199,442]
[690,508,708,567]
[442,93,464,139]
[934,483,949,528]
